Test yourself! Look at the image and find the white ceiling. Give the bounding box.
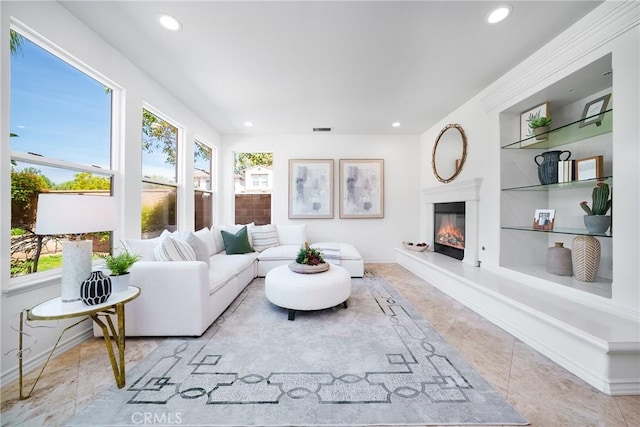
[59,1,602,135]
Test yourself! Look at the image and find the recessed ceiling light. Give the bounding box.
[487,5,512,24]
[244,121,254,127]
[159,14,182,31]
[392,122,401,128]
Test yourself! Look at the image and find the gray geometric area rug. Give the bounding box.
[69,272,528,426]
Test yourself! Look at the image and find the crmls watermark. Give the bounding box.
[131,411,183,425]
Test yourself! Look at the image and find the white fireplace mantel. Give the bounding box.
[421,178,482,203]
[422,178,482,266]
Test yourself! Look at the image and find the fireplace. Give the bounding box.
[434,202,465,260]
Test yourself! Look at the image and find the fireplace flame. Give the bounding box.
[436,220,465,249]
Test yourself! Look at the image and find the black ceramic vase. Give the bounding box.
[534,150,571,185]
[80,271,112,305]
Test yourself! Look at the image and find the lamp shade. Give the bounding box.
[35,194,116,235]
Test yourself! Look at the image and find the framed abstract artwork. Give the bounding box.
[288,159,334,219]
[339,159,384,219]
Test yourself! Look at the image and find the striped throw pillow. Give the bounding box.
[250,224,279,252]
[154,236,197,261]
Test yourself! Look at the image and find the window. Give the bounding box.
[253,173,269,188]
[233,152,273,225]
[141,108,179,237]
[9,29,114,278]
[194,141,213,230]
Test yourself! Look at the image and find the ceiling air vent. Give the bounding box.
[313,127,332,132]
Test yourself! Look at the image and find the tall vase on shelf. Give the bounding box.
[572,235,601,282]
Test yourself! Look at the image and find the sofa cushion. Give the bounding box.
[257,244,301,261]
[312,242,362,260]
[221,226,254,255]
[209,252,258,294]
[154,236,197,261]
[250,224,279,252]
[276,224,307,245]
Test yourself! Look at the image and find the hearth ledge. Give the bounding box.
[396,248,640,396]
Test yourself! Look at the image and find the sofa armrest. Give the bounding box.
[123,260,210,336]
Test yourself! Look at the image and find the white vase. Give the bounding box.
[109,273,130,292]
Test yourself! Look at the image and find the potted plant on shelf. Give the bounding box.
[289,242,329,274]
[101,249,141,292]
[528,116,553,141]
[579,181,612,234]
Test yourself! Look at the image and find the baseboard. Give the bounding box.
[396,249,640,396]
[1,327,93,387]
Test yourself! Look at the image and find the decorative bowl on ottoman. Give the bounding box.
[402,241,429,252]
[289,242,329,274]
[289,261,330,274]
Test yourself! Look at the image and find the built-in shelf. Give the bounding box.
[502,176,612,192]
[502,109,612,149]
[500,225,612,238]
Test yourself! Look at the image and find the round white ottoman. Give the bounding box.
[265,264,351,320]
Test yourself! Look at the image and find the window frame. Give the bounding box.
[140,105,183,237]
[194,139,214,230]
[6,24,120,291]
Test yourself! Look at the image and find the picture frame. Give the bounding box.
[575,155,603,181]
[339,159,384,219]
[520,102,550,144]
[533,208,555,231]
[579,94,611,128]
[288,159,334,219]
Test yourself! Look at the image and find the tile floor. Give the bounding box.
[1,263,638,426]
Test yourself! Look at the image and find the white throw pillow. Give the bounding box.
[250,224,279,252]
[154,236,197,261]
[276,224,307,245]
[194,227,217,256]
[123,231,169,262]
[185,232,210,266]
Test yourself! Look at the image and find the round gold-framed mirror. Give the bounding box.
[431,123,467,183]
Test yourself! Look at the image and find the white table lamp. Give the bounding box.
[35,194,116,302]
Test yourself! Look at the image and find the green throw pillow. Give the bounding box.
[221,226,254,254]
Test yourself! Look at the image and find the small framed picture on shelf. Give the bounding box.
[520,102,550,144]
[533,208,555,231]
[579,94,611,128]
[575,155,603,181]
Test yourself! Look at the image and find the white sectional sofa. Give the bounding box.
[95,224,363,337]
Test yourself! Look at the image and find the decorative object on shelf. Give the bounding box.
[528,116,553,141]
[34,194,117,302]
[289,242,329,274]
[520,102,549,144]
[431,123,468,183]
[575,155,603,181]
[579,181,612,234]
[533,208,556,231]
[100,249,141,292]
[339,159,384,218]
[534,150,571,185]
[547,242,573,276]
[572,235,601,282]
[579,94,611,128]
[402,242,429,252]
[288,159,334,219]
[80,270,112,305]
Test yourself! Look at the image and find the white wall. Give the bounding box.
[419,2,639,316]
[1,1,222,382]
[222,134,421,262]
